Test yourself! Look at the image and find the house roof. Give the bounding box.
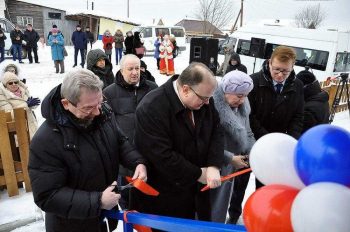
[175,19,223,35]
[15,0,66,12]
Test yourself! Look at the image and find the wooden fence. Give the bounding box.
[320,79,350,113]
[0,108,31,197]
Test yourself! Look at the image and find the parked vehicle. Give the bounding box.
[0,18,27,59]
[133,25,186,52]
[229,25,350,81]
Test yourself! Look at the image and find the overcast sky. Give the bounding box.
[22,0,350,29]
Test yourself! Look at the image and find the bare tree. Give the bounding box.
[295,3,326,29]
[194,0,234,34]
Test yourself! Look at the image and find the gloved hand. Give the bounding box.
[26,97,41,107]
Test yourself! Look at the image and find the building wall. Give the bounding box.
[0,0,5,18]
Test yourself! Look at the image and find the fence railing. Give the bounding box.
[103,210,246,232]
[320,79,350,113]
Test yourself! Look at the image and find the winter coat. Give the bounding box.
[141,70,156,83]
[48,33,65,61]
[124,34,134,54]
[87,49,114,89]
[10,29,24,45]
[102,35,114,54]
[24,29,40,48]
[302,81,330,133]
[248,60,304,140]
[28,84,146,232]
[71,30,87,49]
[225,53,247,74]
[130,75,224,220]
[211,81,256,222]
[85,31,94,43]
[0,82,38,139]
[133,32,143,49]
[47,30,64,40]
[0,30,7,48]
[0,60,25,82]
[154,38,161,58]
[103,71,157,143]
[113,32,124,49]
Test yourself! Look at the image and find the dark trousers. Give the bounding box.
[0,47,4,62]
[27,47,39,63]
[115,48,123,65]
[156,58,160,70]
[12,44,22,62]
[227,172,251,223]
[74,48,85,67]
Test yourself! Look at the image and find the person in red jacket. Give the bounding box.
[159,34,175,76]
[102,30,114,62]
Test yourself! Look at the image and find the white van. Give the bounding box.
[227,25,350,81]
[133,25,186,52]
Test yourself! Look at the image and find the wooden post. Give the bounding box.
[0,110,19,197]
[13,108,31,192]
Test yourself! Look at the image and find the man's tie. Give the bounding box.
[275,83,283,94]
[187,109,195,127]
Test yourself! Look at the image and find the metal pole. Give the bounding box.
[87,0,88,10]
[240,0,243,27]
[127,0,130,18]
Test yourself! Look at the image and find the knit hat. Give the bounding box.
[296,70,316,85]
[2,72,20,85]
[140,60,147,70]
[222,70,253,95]
[51,28,58,33]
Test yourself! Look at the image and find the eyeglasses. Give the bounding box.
[69,100,105,115]
[8,81,19,85]
[189,86,211,102]
[271,66,293,75]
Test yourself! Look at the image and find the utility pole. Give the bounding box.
[240,0,243,27]
[91,0,94,10]
[127,0,129,18]
[87,0,88,10]
[230,0,244,33]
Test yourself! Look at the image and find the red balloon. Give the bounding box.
[243,185,299,232]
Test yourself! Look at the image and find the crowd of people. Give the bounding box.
[0,23,331,232]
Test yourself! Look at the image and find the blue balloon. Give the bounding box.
[295,125,350,187]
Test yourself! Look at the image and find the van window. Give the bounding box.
[264,43,329,71]
[334,52,350,72]
[171,28,184,37]
[142,27,152,38]
[156,28,170,37]
[236,39,251,56]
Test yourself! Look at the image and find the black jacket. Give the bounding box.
[103,71,157,143]
[124,35,134,54]
[86,31,94,43]
[302,81,330,133]
[130,75,224,220]
[141,70,156,83]
[0,30,7,48]
[24,29,40,48]
[10,29,24,45]
[28,85,146,232]
[225,53,247,74]
[87,49,114,89]
[248,61,304,139]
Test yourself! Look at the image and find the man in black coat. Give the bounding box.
[71,25,87,68]
[248,46,304,188]
[103,54,157,209]
[130,62,224,221]
[85,26,94,49]
[0,28,7,62]
[24,24,40,64]
[225,52,247,74]
[296,70,330,133]
[10,24,24,63]
[87,49,115,89]
[28,69,147,232]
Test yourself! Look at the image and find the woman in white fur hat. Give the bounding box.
[0,72,40,139]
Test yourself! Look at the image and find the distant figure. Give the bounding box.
[140,60,156,83]
[85,26,94,50]
[124,31,134,55]
[225,53,247,74]
[133,31,144,59]
[24,23,40,64]
[87,49,114,89]
[48,28,65,74]
[217,39,235,76]
[10,24,24,63]
[154,35,162,70]
[113,29,124,65]
[71,24,87,68]
[169,34,178,58]
[296,70,330,133]
[102,29,113,61]
[159,35,175,76]
[0,28,7,63]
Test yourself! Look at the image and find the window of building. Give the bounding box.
[48,12,62,19]
[16,16,33,27]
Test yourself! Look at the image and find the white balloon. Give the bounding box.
[249,133,305,189]
[291,182,350,232]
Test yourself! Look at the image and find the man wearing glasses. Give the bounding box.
[248,46,304,188]
[28,69,147,232]
[130,62,224,221]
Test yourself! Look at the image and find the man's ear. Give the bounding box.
[61,98,70,110]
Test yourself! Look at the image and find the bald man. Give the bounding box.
[130,62,224,221]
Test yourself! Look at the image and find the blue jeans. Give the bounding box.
[115,47,123,65]
[0,47,4,63]
[12,44,22,62]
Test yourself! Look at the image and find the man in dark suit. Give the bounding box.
[131,62,224,221]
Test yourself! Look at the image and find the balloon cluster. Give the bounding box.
[243,125,350,232]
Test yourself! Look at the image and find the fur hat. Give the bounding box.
[51,28,58,33]
[2,72,20,85]
[222,70,253,95]
[296,70,316,85]
[140,60,147,70]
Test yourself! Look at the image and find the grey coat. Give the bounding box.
[210,81,255,222]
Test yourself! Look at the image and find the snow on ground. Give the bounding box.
[0,42,349,231]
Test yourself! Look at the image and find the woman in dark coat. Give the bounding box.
[87,49,114,89]
[296,70,330,133]
[124,31,134,55]
[133,31,144,59]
